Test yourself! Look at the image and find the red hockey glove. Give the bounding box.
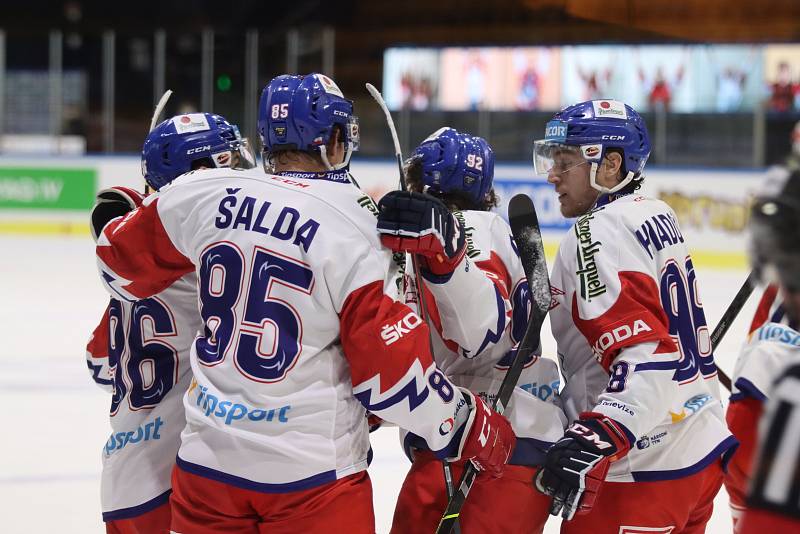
[90,186,145,242]
[534,413,631,520]
[376,191,466,276]
[450,390,516,478]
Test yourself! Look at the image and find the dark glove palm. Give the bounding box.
[91,187,145,242]
[534,414,631,521]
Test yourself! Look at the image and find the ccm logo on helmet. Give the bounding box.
[601,135,625,141]
[594,319,653,354]
[380,312,423,345]
[187,145,211,154]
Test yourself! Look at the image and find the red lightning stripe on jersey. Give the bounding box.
[97,199,193,300]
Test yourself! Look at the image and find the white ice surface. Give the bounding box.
[0,235,756,533]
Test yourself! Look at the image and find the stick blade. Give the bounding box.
[508,193,549,317]
[149,89,173,132]
[365,82,382,102]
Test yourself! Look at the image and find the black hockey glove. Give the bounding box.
[376,191,466,276]
[534,413,631,520]
[90,186,145,242]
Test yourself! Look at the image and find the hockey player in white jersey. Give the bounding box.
[94,73,515,534]
[725,166,800,531]
[747,166,797,334]
[85,112,255,533]
[376,128,566,533]
[739,168,800,532]
[531,100,736,533]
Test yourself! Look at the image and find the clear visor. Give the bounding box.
[211,139,256,170]
[532,140,587,176]
[236,138,257,169]
[347,116,360,152]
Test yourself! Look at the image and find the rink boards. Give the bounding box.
[0,156,765,270]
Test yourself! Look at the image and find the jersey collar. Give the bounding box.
[595,190,635,208]
[276,169,352,184]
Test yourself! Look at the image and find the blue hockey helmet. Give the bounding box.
[533,99,650,193]
[142,112,255,191]
[257,73,359,171]
[410,127,495,205]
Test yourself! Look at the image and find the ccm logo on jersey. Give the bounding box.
[380,312,423,345]
[593,320,653,354]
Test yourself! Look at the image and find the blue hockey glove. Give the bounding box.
[534,413,631,520]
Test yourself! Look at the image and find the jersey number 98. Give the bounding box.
[659,258,716,383]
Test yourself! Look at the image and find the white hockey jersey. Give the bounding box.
[726,321,800,527]
[403,209,566,464]
[748,283,791,334]
[731,322,800,403]
[85,274,200,520]
[549,192,736,482]
[95,168,476,492]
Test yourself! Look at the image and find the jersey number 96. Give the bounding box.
[107,298,179,415]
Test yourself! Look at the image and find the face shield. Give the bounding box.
[235,138,257,169]
[211,125,257,171]
[321,115,360,171]
[533,137,638,194]
[347,115,360,153]
[532,141,591,176]
[210,140,256,171]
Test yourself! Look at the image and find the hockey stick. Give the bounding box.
[365,82,461,526]
[144,90,173,193]
[365,83,405,191]
[149,90,173,132]
[711,271,756,391]
[436,193,551,534]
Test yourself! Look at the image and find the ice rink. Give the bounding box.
[0,234,757,533]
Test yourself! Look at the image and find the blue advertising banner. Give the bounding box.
[492,177,574,233]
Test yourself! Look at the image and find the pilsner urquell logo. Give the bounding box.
[575,212,606,301]
[454,211,480,259]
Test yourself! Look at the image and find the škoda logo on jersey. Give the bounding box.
[593,319,653,355]
[381,312,423,345]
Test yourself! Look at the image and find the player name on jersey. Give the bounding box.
[634,210,685,259]
[215,188,319,251]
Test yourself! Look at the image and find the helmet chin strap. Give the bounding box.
[589,162,635,194]
[319,144,353,171]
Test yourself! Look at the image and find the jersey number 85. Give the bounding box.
[196,242,314,383]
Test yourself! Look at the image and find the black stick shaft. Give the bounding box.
[436,194,548,534]
[712,271,756,390]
